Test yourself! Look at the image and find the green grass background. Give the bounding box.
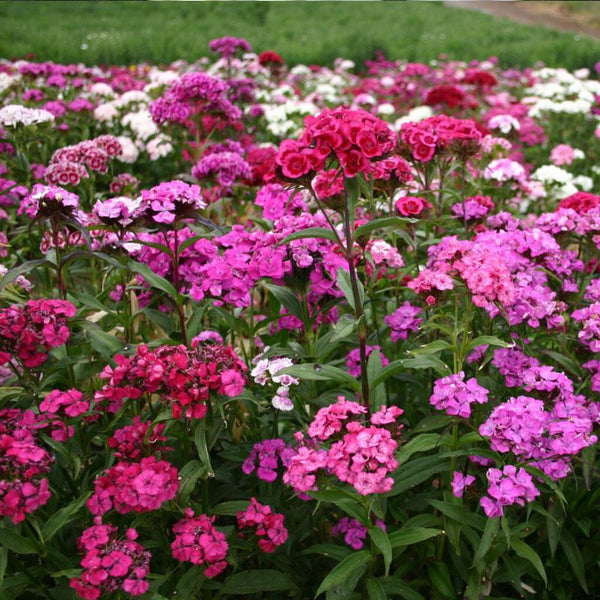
[1,1,599,69]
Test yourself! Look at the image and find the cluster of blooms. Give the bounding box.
[274,106,397,179]
[45,135,123,185]
[236,498,288,553]
[0,408,53,523]
[192,150,252,192]
[93,195,144,228]
[87,456,179,516]
[149,71,241,126]
[345,345,389,378]
[139,180,206,224]
[209,36,252,59]
[480,466,540,518]
[331,517,386,550]
[451,195,495,221]
[250,350,299,411]
[70,522,151,599]
[95,342,246,418]
[429,371,489,419]
[384,302,423,341]
[107,417,170,460]
[572,303,600,352]
[0,299,76,368]
[109,172,140,196]
[283,398,403,495]
[0,104,54,127]
[242,438,295,482]
[18,184,80,220]
[399,115,482,163]
[171,508,229,577]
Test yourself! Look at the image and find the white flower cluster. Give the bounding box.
[0,104,54,128]
[531,164,593,199]
[93,90,173,161]
[0,72,19,93]
[250,349,299,411]
[526,68,600,117]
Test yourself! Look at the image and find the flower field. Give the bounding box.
[2,35,600,600]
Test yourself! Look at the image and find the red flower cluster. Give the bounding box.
[108,416,170,460]
[237,498,288,553]
[395,195,432,217]
[275,107,397,179]
[400,115,482,163]
[258,50,284,66]
[70,522,151,599]
[425,84,474,110]
[0,299,76,368]
[171,508,229,577]
[462,68,498,88]
[87,456,179,516]
[95,342,246,419]
[557,191,600,214]
[0,408,53,523]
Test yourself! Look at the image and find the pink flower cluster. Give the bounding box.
[70,522,151,599]
[209,36,252,59]
[284,399,403,496]
[429,371,489,419]
[0,408,52,523]
[149,72,241,126]
[87,456,179,516]
[242,438,295,482]
[332,517,386,550]
[572,303,600,352]
[345,345,389,378]
[274,106,397,179]
[237,498,288,553]
[140,179,206,224]
[0,298,76,368]
[18,183,80,219]
[192,151,252,192]
[451,195,495,221]
[400,115,482,163]
[95,342,246,418]
[46,135,122,185]
[480,466,540,518]
[171,508,229,577]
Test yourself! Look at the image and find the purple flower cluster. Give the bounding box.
[429,371,489,418]
[139,180,206,225]
[480,466,540,518]
[192,151,252,191]
[384,302,423,341]
[242,438,295,482]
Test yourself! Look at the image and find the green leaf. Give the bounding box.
[512,538,547,586]
[128,259,179,299]
[336,268,364,311]
[175,566,205,597]
[41,493,89,542]
[397,434,441,465]
[330,315,357,343]
[0,528,40,554]
[559,529,587,592]
[279,363,361,392]
[280,227,339,245]
[177,460,205,502]
[0,259,53,292]
[409,340,452,356]
[427,562,454,599]
[194,422,214,477]
[388,527,442,549]
[0,547,7,586]
[465,336,510,352]
[222,570,296,595]
[370,526,392,576]
[367,349,386,410]
[429,500,485,532]
[383,579,425,600]
[83,323,123,357]
[315,550,371,597]
[472,517,499,569]
[265,283,307,322]
[212,500,250,516]
[354,217,418,240]
[366,578,388,600]
[547,502,563,558]
[301,544,352,561]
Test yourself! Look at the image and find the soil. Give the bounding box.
[445,1,600,39]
